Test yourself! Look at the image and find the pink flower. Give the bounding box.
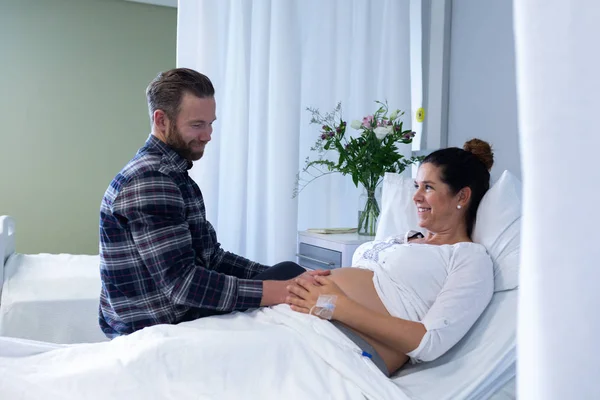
[362,115,374,128]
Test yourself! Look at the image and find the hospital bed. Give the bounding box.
[0,216,108,344]
[0,170,520,399]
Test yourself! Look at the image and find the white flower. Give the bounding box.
[350,120,362,130]
[374,126,392,140]
[389,109,399,120]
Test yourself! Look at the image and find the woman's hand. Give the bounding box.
[286,275,347,318]
[295,269,330,286]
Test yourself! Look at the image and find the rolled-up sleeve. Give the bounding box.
[407,247,494,362]
[113,172,263,312]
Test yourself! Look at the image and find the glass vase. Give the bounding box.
[358,185,381,236]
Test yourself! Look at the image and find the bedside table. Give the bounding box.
[296,231,375,270]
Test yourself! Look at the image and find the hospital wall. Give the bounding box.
[0,0,176,254]
[447,0,521,182]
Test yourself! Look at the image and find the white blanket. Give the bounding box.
[0,305,408,400]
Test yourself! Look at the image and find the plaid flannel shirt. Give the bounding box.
[99,135,268,337]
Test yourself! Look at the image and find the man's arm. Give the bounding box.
[113,172,265,312]
[260,280,289,306]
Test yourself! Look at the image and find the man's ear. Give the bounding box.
[153,109,168,133]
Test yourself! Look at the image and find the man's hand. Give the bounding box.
[261,280,289,306]
[286,269,331,300]
[296,269,331,286]
[260,270,331,307]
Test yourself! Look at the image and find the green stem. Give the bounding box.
[358,186,380,236]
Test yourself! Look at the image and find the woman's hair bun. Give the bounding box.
[463,138,494,171]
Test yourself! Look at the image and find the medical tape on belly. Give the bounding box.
[309,294,337,320]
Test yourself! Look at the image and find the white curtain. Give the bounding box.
[177,0,412,265]
[514,1,600,398]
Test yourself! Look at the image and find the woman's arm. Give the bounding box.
[288,246,494,362]
[334,294,426,354]
[287,276,425,355]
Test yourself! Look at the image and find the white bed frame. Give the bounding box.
[0,215,16,297]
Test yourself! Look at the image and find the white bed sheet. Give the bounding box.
[0,253,108,344]
[393,289,517,399]
[0,305,409,400]
[0,290,517,400]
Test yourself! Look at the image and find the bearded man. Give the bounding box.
[98,68,321,338]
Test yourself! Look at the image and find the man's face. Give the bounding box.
[165,93,216,161]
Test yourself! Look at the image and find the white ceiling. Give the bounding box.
[124,0,177,8]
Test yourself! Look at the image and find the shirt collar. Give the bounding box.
[144,134,193,171]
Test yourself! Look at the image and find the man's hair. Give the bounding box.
[146,68,215,122]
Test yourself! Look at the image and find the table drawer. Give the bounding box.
[296,242,342,270]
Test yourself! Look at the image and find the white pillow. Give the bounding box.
[472,170,522,292]
[375,170,522,292]
[375,173,421,241]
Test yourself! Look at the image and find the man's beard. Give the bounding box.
[165,124,205,161]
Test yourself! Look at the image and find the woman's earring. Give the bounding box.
[457,205,462,209]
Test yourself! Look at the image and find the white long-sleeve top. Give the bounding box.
[351,231,494,363]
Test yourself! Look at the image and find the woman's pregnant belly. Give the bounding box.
[329,268,390,316]
[328,267,409,373]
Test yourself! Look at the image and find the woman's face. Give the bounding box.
[413,163,464,234]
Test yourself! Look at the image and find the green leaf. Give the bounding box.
[294,101,422,197]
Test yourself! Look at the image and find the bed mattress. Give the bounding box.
[0,253,108,344]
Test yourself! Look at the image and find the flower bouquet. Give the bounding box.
[294,101,421,236]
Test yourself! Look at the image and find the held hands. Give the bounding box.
[286,275,347,318]
[260,270,331,307]
[284,269,331,300]
[296,269,331,285]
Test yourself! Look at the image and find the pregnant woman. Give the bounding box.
[287,139,496,376]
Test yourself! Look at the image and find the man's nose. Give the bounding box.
[200,127,212,141]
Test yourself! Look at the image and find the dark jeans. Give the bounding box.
[252,261,306,281]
